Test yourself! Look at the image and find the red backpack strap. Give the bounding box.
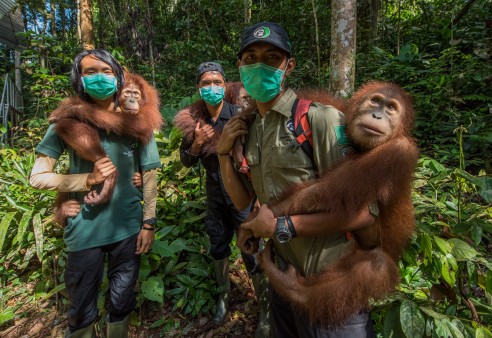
[291,98,316,171]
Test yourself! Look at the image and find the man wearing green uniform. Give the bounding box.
[217,22,377,337]
[30,49,160,338]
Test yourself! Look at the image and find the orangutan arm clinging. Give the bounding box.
[269,137,418,218]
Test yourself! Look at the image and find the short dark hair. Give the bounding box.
[71,49,125,103]
[196,62,226,84]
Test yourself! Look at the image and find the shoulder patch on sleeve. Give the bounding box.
[334,125,350,145]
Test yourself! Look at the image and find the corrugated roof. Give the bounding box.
[0,1,26,49]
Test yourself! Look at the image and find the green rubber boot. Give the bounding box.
[213,258,231,324]
[64,322,96,338]
[252,273,271,338]
[106,315,129,338]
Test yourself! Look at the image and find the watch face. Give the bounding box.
[275,231,291,244]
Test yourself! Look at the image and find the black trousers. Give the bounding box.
[270,289,376,338]
[205,198,256,273]
[64,234,140,332]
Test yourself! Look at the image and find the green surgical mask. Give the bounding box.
[81,73,118,100]
[239,62,288,103]
[199,85,225,106]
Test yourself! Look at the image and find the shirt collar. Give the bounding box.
[269,88,297,118]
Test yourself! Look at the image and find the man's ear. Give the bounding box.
[236,59,241,68]
[285,58,296,76]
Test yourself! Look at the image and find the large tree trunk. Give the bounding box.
[79,0,95,50]
[328,0,356,98]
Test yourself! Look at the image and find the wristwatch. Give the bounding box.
[274,216,293,244]
[143,217,157,227]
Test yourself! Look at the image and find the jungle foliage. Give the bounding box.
[0,0,491,337]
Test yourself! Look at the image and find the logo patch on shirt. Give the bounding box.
[123,150,134,157]
[334,125,350,145]
[286,118,295,133]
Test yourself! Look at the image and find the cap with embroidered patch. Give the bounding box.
[238,22,291,57]
[196,62,225,84]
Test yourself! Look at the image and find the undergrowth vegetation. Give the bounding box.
[0,0,491,336]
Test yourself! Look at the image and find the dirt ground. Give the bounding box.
[0,260,261,338]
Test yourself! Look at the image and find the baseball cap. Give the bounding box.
[196,62,225,84]
[238,22,291,57]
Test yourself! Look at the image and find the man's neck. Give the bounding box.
[256,90,285,118]
[206,100,224,122]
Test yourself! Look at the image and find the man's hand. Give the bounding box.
[194,122,215,147]
[217,115,248,155]
[136,227,155,254]
[241,204,276,239]
[86,156,116,186]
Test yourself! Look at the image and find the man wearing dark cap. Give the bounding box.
[217,22,377,337]
[173,62,270,337]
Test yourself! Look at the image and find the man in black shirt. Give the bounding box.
[174,62,269,337]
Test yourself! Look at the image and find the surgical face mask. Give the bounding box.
[239,61,289,103]
[199,85,225,106]
[81,73,118,100]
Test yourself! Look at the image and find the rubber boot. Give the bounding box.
[106,314,129,338]
[251,273,271,338]
[213,258,231,324]
[64,322,96,338]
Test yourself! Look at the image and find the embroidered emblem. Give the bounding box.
[254,27,271,39]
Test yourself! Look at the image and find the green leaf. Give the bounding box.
[400,300,425,338]
[384,304,405,338]
[486,271,492,295]
[2,193,29,212]
[441,255,456,285]
[139,255,151,281]
[15,209,33,248]
[43,283,66,299]
[0,308,15,325]
[434,237,452,254]
[141,276,164,303]
[448,238,478,261]
[476,327,492,338]
[429,159,447,174]
[32,212,44,262]
[0,212,16,252]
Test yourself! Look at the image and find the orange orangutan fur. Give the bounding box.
[173,82,246,156]
[246,82,419,326]
[49,72,162,225]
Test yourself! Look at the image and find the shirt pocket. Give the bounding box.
[269,146,314,199]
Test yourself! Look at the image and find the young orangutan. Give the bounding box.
[49,71,162,225]
[238,82,419,326]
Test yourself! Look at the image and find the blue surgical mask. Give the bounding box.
[239,62,288,103]
[81,73,118,100]
[199,85,225,106]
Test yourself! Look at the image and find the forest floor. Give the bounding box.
[0,258,260,338]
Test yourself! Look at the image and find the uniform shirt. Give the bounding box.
[179,100,238,205]
[244,88,353,276]
[36,124,161,252]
